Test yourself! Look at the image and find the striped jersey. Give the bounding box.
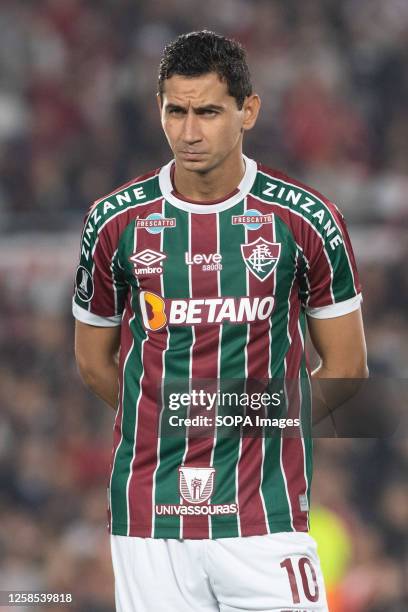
[72,156,361,539]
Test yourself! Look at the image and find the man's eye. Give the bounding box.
[168,109,184,115]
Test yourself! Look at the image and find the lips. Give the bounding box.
[179,151,207,160]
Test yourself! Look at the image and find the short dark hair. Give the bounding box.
[158,30,253,109]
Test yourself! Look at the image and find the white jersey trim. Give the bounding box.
[72,300,122,326]
[158,156,258,213]
[305,293,362,319]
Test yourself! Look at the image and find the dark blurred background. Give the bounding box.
[0,1,407,611]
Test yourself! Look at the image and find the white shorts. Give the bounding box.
[110,531,328,612]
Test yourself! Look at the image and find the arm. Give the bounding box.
[307,308,369,425]
[75,320,121,410]
[308,307,368,378]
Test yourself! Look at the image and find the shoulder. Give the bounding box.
[255,163,340,215]
[253,163,346,245]
[80,166,163,248]
[88,167,162,223]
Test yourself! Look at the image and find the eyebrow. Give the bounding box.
[165,103,224,113]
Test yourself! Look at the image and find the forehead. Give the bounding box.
[161,73,232,106]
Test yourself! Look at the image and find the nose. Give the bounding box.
[182,109,202,145]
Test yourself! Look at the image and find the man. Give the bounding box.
[74,31,367,612]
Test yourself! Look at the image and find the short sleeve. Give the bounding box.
[297,204,362,319]
[72,204,128,327]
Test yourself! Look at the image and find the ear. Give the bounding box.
[156,93,163,117]
[242,94,261,132]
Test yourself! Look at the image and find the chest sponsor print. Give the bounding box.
[136,213,176,234]
[184,251,223,272]
[155,466,238,516]
[231,208,274,230]
[139,291,275,331]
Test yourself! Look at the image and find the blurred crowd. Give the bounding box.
[0,0,407,610]
[1,0,408,226]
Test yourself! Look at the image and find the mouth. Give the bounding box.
[179,151,207,160]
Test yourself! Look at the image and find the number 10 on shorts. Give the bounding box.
[280,557,320,604]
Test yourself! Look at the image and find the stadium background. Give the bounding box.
[0,1,407,610]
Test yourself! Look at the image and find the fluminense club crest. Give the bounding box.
[241,237,281,282]
[178,466,215,504]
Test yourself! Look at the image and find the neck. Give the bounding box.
[173,149,246,202]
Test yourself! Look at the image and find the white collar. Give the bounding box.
[158,155,257,214]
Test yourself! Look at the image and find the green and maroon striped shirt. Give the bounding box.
[73,156,361,538]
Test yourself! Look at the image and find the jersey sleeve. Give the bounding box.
[72,204,128,327]
[297,204,362,319]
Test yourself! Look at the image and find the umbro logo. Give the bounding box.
[130,249,166,266]
[129,249,166,276]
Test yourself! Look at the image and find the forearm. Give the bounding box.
[311,363,369,426]
[75,320,121,411]
[79,359,120,410]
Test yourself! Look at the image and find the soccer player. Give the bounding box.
[73,31,368,611]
